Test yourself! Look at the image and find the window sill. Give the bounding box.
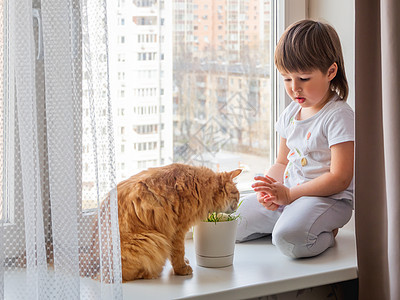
[122,216,357,299]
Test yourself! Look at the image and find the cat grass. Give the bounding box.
[205,212,239,222]
[204,199,243,223]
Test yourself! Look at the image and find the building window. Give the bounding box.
[135,0,157,7]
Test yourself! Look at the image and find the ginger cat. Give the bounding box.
[81,163,242,281]
[118,163,241,281]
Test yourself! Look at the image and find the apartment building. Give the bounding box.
[173,0,272,169]
[110,0,173,183]
[174,0,270,62]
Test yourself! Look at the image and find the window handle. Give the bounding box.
[33,8,43,60]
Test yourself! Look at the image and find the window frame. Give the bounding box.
[270,0,307,165]
[2,0,15,225]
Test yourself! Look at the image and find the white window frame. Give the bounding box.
[2,0,15,225]
[1,2,48,259]
[270,0,307,164]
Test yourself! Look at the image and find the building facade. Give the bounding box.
[110,0,173,182]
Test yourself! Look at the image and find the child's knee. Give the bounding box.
[272,227,299,258]
[272,227,313,258]
[272,226,335,258]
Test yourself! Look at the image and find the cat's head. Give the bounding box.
[214,169,242,213]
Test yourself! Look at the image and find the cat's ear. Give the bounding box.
[229,169,242,179]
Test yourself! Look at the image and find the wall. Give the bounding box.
[308,0,355,109]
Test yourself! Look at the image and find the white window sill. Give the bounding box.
[122,216,357,299]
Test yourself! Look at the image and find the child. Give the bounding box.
[235,19,354,258]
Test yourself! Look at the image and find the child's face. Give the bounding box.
[280,64,337,110]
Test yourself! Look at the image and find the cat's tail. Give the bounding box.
[120,230,171,281]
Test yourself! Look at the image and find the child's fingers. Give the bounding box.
[261,195,279,211]
[253,186,273,194]
[263,195,276,202]
[253,175,274,184]
[264,202,279,211]
[251,181,271,188]
[264,175,277,183]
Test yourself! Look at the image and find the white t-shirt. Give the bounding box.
[276,95,354,200]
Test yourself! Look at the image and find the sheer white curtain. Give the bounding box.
[1,0,122,299]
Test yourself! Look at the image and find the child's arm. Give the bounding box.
[264,137,289,183]
[256,138,289,210]
[254,141,354,206]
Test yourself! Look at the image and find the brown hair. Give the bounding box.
[274,20,348,100]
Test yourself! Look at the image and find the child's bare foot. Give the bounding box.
[333,228,339,237]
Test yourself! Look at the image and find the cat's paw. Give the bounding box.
[173,262,193,276]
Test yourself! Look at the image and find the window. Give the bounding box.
[0,0,309,287]
[118,72,125,80]
[138,34,157,43]
[132,16,157,25]
[109,0,275,191]
[138,52,156,61]
[1,5,14,223]
[118,54,125,62]
[2,0,294,213]
[135,0,156,7]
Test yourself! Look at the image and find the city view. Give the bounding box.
[82,0,273,208]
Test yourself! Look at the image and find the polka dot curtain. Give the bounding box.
[1,0,122,299]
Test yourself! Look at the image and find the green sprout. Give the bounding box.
[204,199,244,223]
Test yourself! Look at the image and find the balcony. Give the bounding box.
[132,16,158,26]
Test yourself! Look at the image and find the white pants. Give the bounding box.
[235,193,353,258]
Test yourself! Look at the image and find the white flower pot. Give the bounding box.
[194,218,238,268]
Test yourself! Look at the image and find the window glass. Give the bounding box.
[82,0,273,208]
[171,0,272,191]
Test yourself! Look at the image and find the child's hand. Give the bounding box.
[257,192,280,211]
[252,175,292,206]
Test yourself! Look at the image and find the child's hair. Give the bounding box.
[274,20,348,101]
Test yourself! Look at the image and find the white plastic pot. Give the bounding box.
[194,218,238,268]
